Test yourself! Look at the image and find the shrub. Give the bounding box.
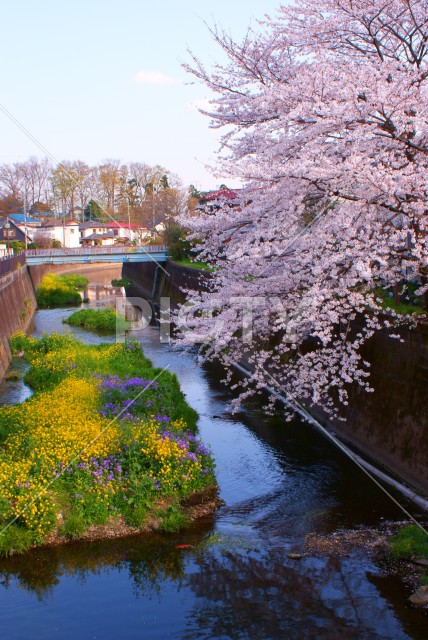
[36,274,88,309]
[111,278,133,287]
[63,309,128,333]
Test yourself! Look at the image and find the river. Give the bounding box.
[0,284,426,639]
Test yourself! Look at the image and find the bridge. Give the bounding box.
[24,246,169,266]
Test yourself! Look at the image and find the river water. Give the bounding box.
[0,285,427,639]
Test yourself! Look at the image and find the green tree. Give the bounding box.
[164,223,191,261]
[84,199,102,221]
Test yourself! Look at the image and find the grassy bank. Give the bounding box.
[37,274,88,309]
[171,258,214,272]
[390,525,428,585]
[63,308,128,333]
[0,332,216,556]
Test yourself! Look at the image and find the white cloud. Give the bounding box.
[134,70,181,86]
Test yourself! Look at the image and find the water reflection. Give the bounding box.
[0,525,423,640]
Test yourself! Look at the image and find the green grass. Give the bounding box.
[36,274,89,309]
[390,525,428,559]
[60,513,86,540]
[111,278,133,287]
[159,504,189,533]
[390,525,428,585]
[0,526,35,556]
[374,287,425,316]
[63,308,128,333]
[171,257,214,271]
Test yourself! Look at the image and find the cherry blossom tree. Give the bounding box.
[177,1,428,416]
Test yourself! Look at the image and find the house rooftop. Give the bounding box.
[81,232,115,241]
[108,221,140,229]
[79,221,109,230]
[201,187,240,202]
[9,214,41,225]
[43,219,79,228]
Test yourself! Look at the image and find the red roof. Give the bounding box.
[108,221,142,229]
[203,187,239,202]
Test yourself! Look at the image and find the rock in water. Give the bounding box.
[408,586,428,607]
[5,370,20,381]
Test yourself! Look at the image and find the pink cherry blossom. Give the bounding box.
[176,1,428,416]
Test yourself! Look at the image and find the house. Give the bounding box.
[80,231,116,247]
[79,221,150,246]
[107,221,150,243]
[9,214,42,241]
[0,217,31,245]
[79,222,113,246]
[36,219,80,248]
[79,222,110,239]
[196,187,242,213]
[29,202,55,221]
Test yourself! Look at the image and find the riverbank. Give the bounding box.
[0,332,218,556]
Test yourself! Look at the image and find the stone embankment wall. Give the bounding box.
[123,260,428,496]
[0,266,36,380]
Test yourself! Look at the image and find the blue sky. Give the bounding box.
[0,0,285,190]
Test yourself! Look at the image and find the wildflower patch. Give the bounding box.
[0,333,216,555]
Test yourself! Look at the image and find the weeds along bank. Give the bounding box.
[0,332,217,556]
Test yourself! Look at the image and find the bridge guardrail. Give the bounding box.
[0,253,26,278]
[24,245,167,257]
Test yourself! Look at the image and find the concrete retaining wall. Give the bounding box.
[122,260,211,307]
[310,323,428,495]
[0,266,37,380]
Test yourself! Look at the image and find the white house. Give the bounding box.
[36,220,81,248]
[80,231,116,247]
[79,221,150,246]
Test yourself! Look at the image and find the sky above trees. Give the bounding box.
[0,0,284,191]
